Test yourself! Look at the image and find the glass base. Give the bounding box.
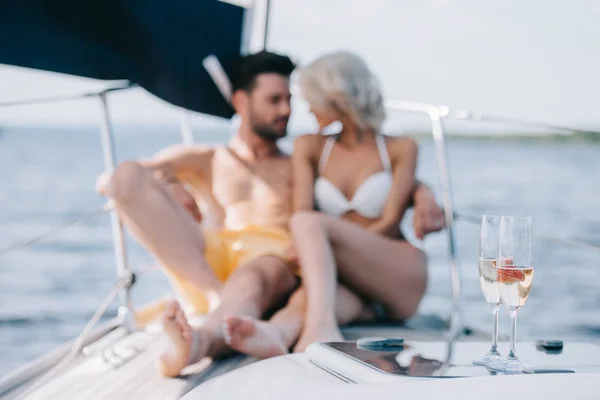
[473,349,503,366]
[488,357,532,374]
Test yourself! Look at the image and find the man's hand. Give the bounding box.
[283,245,298,265]
[95,172,111,196]
[166,182,203,223]
[412,186,445,240]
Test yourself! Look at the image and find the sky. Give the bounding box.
[0,0,599,134]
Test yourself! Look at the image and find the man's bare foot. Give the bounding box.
[159,300,207,377]
[223,316,289,359]
[293,323,344,353]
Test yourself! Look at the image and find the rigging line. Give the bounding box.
[454,212,600,255]
[0,201,114,256]
[15,278,128,400]
[0,82,134,108]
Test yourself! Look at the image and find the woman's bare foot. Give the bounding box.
[223,316,288,359]
[293,322,344,353]
[159,300,208,377]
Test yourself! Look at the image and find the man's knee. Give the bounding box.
[290,210,326,234]
[230,257,296,303]
[230,266,269,298]
[109,161,151,203]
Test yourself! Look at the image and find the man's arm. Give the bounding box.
[140,144,214,184]
[96,144,213,196]
[411,180,445,240]
[163,181,204,222]
[139,145,213,223]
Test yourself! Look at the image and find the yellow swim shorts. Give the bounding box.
[167,225,291,314]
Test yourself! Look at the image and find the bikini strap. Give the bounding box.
[318,136,336,174]
[376,135,392,171]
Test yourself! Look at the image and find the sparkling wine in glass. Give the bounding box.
[489,215,534,374]
[473,215,503,366]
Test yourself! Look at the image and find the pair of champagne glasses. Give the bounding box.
[474,215,534,374]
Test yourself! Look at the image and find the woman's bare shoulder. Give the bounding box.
[384,134,418,148]
[293,133,328,157]
[384,135,418,162]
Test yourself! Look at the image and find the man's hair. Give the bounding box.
[231,50,296,93]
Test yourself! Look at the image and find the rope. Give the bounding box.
[0,202,114,256]
[454,212,600,255]
[0,200,162,278]
[447,110,600,136]
[0,82,134,108]
[15,278,128,400]
[3,202,598,260]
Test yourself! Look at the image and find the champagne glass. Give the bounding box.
[473,215,503,366]
[489,216,534,374]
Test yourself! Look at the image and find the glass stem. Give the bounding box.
[491,304,500,351]
[508,308,519,360]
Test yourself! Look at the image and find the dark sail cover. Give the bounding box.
[0,0,247,118]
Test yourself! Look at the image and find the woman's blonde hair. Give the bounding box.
[299,51,386,132]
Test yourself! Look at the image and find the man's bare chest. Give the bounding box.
[210,150,292,206]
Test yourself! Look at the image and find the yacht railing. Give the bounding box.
[383,100,599,339]
[1,86,599,343]
[444,107,596,135]
[1,83,138,334]
[97,91,136,332]
[0,84,194,398]
[384,100,462,339]
[0,83,202,335]
[0,81,134,108]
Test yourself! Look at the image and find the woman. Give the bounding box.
[224,51,428,358]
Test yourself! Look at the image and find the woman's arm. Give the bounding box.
[291,135,320,212]
[285,135,321,264]
[368,137,418,236]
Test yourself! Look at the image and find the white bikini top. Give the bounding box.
[314,135,393,219]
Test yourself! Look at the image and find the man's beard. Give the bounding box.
[249,106,288,143]
[253,122,287,143]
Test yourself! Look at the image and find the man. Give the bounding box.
[97,51,444,377]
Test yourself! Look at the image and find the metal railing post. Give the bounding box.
[246,0,271,53]
[98,92,136,332]
[384,100,463,338]
[262,0,271,49]
[428,108,463,340]
[179,109,195,146]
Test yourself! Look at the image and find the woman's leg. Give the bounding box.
[224,284,372,359]
[291,211,428,352]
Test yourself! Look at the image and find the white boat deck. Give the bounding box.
[2,315,484,400]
